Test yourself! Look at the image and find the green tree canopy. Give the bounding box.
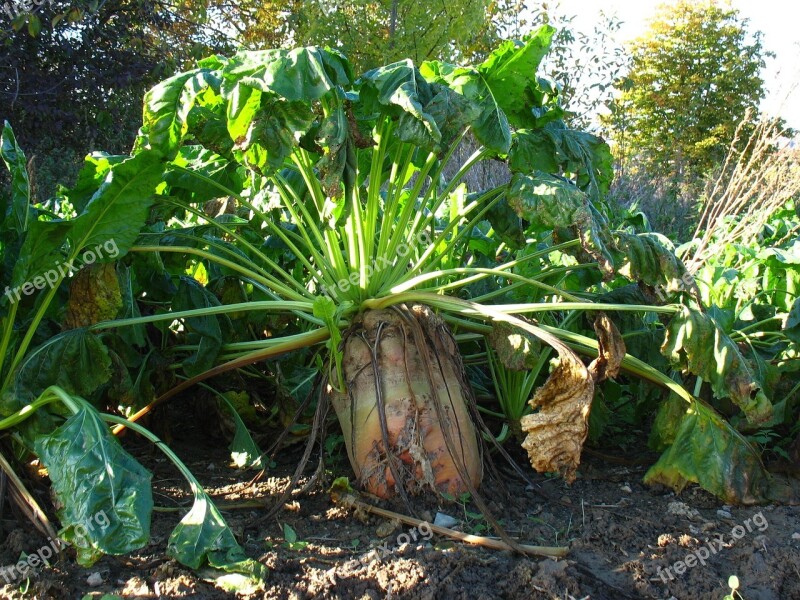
[608,0,768,181]
[0,0,237,199]
[244,0,504,75]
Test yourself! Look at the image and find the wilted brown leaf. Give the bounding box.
[661,304,772,424]
[520,354,594,483]
[588,312,625,382]
[519,312,624,482]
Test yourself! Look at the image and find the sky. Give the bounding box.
[556,0,800,129]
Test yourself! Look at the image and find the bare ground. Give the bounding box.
[1,420,798,600]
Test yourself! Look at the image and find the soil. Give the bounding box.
[1,420,798,600]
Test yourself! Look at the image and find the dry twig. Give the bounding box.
[330,479,569,559]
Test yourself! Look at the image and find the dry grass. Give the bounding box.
[681,114,800,273]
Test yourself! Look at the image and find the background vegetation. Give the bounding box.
[0,0,798,582]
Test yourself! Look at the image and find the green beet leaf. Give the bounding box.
[166,146,245,204]
[8,218,72,290]
[476,26,556,129]
[135,69,221,159]
[784,297,800,344]
[506,171,613,271]
[4,329,112,412]
[196,386,264,471]
[172,277,227,377]
[551,125,612,198]
[505,172,697,295]
[235,98,315,174]
[0,122,30,235]
[218,391,263,469]
[34,405,153,565]
[424,84,481,148]
[68,151,165,255]
[63,153,127,214]
[644,399,773,504]
[508,129,559,174]
[359,60,441,149]
[226,84,263,142]
[168,487,267,580]
[509,124,613,200]
[662,304,773,424]
[506,172,594,231]
[484,197,525,250]
[420,60,511,154]
[220,47,350,103]
[315,101,353,198]
[608,231,692,294]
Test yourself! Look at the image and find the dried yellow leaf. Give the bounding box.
[520,352,593,483]
[520,312,625,482]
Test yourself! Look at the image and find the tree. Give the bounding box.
[282,0,497,75]
[524,4,629,132]
[156,0,525,74]
[0,0,236,200]
[607,1,769,182]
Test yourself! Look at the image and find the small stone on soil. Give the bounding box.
[657,533,675,546]
[434,512,458,528]
[791,532,800,540]
[717,509,733,519]
[86,572,103,587]
[375,519,399,537]
[620,484,632,493]
[667,501,701,520]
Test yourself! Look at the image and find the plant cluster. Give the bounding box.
[0,27,796,582]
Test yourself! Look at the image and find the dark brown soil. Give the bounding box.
[2,422,798,600]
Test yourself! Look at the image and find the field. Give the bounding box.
[2,415,798,599]
[1,7,799,600]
